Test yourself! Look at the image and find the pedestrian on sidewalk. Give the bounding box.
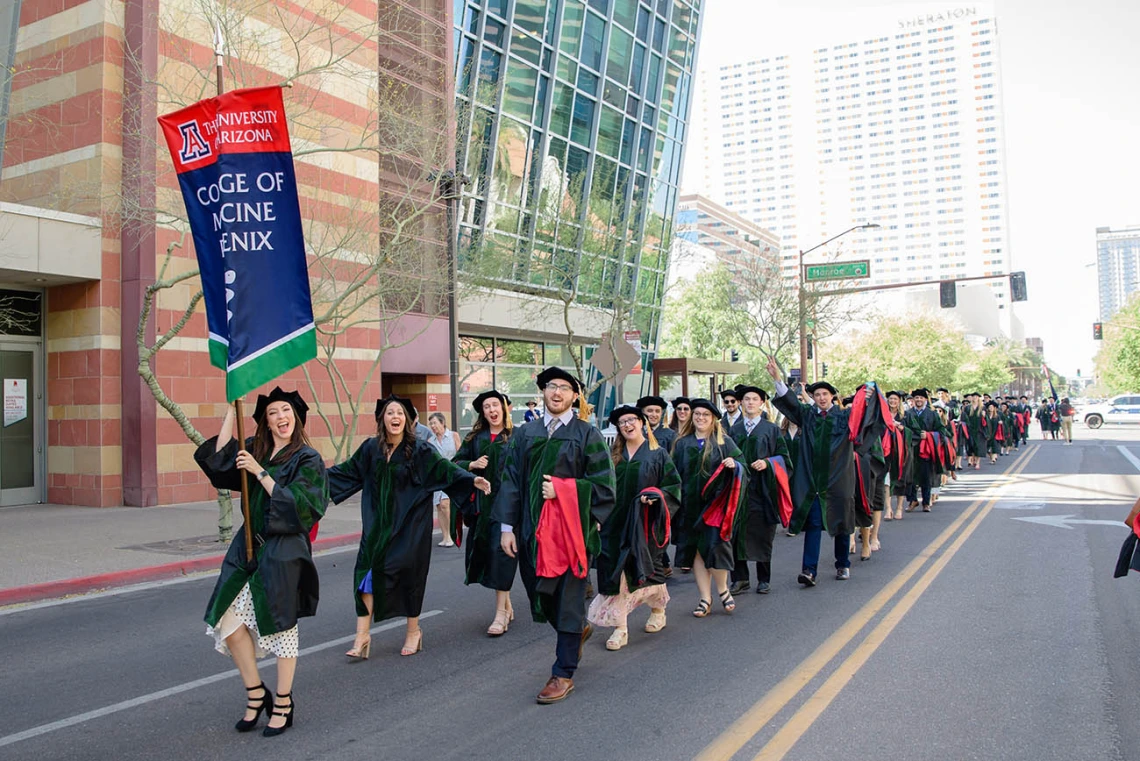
[767,358,864,585]
[728,386,792,595]
[453,390,517,637]
[427,412,462,547]
[492,367,616,704]
[331,395,490,661]
[589,405,681,650]
[194,388,328,737]
[673,398,747,616]
[1058,398,1076,444]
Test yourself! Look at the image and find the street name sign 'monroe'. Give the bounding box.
[804,260,871,282]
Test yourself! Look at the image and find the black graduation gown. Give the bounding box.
[452,428,516,591]
[851,395,891,527]
[886,412,915,494]
[329,438,477,621]
[651,423,677,453]
[490,416,616,633]
[596,443,682,596]
[773,390,857,537]
[195,437,328,635]
[905,406,948,481]
[672,433,748,570]
[729,416,792,558]
[962,406,986,457]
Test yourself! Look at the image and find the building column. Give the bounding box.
[119,0,158,506]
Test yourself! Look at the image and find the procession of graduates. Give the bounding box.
[190,362,1052,735]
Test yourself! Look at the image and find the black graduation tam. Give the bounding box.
[672,396,692,408]
[806,381,839,396]
[608,404,646,428]
[253,387,309,427]
[935,387,949,394]
[735,385,768,401]
[911,388,930,399]
[636,395,668,411]
[985,400,999,408]
[841,396,855,407]
[719,387,740,401]
[688,398,722,418]
[535,366,581,392]
[375,394,416,423]
[472,389,507,415]
[503,394,512,406]
[886,389,903,400]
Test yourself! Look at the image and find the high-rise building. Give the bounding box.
[689,4,1012,315]
[452,0,703,425]
[1096,225,1140,321]
[671,192,779,285]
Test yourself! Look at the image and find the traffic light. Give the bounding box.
[939,280,957,309]
[730,349,739,362]
[1009,271,1028,302]
[822,362,829,378]
[1093,322,1103,340]
[806,335,814,360]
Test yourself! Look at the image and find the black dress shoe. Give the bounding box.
[797,571,816,587]
[729,580,751,595]
[756,582,771,594]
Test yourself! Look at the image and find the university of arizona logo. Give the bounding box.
[177,120,211,164]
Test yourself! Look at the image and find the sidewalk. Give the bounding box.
[0,497,366,607]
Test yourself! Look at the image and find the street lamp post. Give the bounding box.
[435,169,471,433]
[797,223,880,385]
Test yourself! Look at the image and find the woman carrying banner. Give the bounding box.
[331,395,490,659]
[452,390,516,636]
[588,405,682,650]
[194,388,328,737]
[672,399,748,617]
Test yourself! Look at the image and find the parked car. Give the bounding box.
[1082,394,1140,428]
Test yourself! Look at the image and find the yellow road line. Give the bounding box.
[694,444,1037,761]
[753,444,1038,760]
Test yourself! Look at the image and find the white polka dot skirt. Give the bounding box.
[207,582,299,659]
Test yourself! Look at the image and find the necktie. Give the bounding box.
[745,419,756,434]
[547,418,561,437]
[820,409,828,419]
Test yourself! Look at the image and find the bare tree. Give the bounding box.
[127,0,460,536]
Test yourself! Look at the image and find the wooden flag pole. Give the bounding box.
[234,399,254,562]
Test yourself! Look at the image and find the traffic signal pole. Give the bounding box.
[822,271,1017,297]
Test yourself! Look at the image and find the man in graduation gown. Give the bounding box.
[494,367,616,704]
[728,385,792,595]
[904,388,949,511]
[637,395,676,453]
[767,358,866,584]
[721,387,742,430]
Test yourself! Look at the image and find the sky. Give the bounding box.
[681,0,1140,378]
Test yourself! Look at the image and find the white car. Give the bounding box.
[1082,394,1140,429]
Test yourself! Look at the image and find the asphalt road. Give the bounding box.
[3,426,1140,761]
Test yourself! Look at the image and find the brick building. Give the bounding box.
[1,0,454,507]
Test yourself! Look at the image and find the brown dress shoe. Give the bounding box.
[536,677,574,704]
[578,624,593,660]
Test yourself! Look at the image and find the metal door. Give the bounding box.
[0,344,42,505]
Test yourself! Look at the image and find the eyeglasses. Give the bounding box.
[617,417,641,428]
[544,383,575,392]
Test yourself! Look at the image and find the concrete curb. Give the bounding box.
[0,531,363,608]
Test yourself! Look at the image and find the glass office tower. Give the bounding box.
[453,0,702,423]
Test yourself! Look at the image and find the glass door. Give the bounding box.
[0,344,41,506]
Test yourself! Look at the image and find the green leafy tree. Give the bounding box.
[658,265,740,359]
[825,313,969,394]
[953,348,1014,393]
[1095,295,1140,392]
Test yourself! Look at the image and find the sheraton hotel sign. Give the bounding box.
[898,6,978,29]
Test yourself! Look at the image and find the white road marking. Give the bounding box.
[0,610,443,748]
[1012,514,1126,530]
[1117,445,1140,473]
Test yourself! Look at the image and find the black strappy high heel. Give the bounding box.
[235,682,269,732]
[719,588,736,613]
[262,692,294,737]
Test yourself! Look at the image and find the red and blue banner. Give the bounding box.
[158,86,316,402]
